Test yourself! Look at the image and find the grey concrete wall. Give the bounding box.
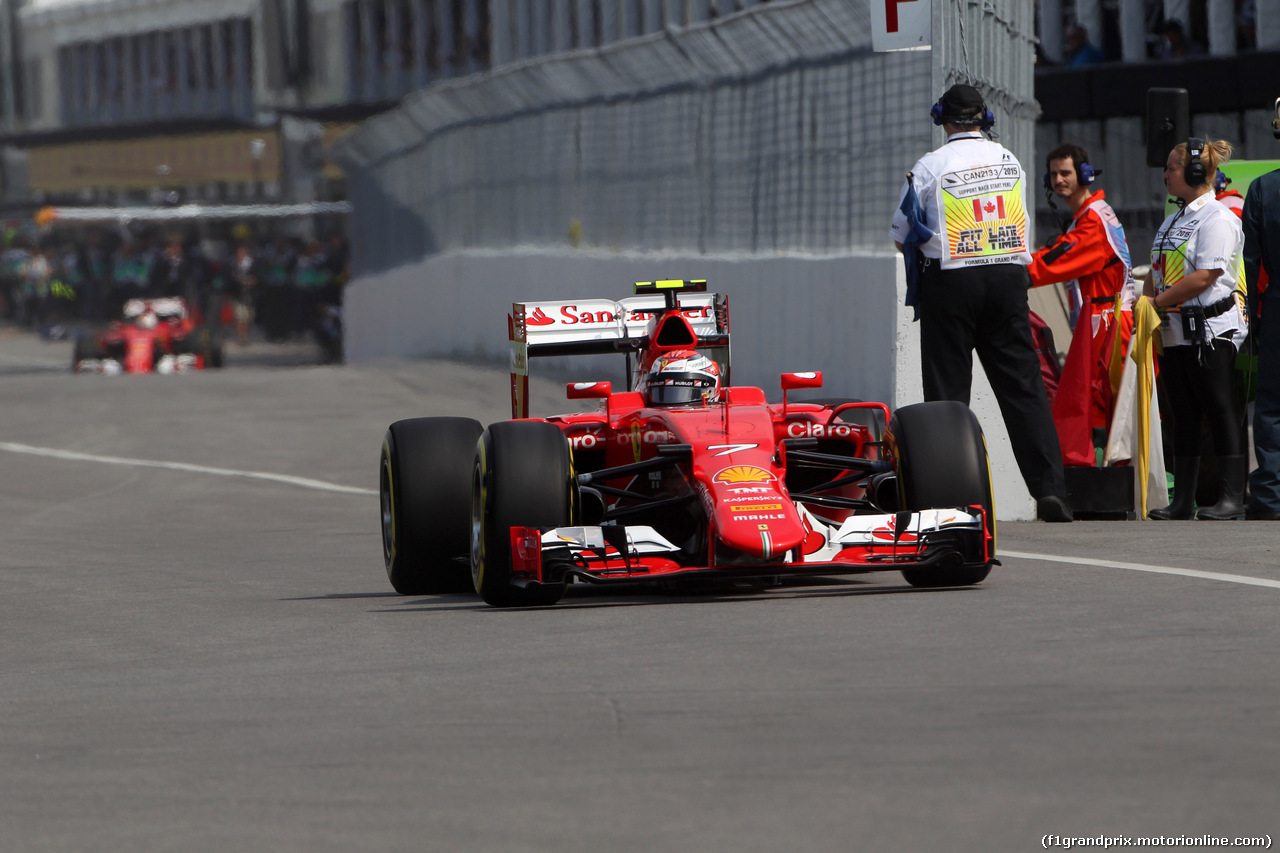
[344,248,1036,520]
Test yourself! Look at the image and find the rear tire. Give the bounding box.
[888,401,994,588]
[472,421,575,607]
[380,417,483,594]
[194,328,224,368]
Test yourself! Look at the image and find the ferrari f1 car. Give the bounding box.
[73,297,224,374]
[379,279,996,607]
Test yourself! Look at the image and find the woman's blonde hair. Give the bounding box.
[1171,138,1233,181]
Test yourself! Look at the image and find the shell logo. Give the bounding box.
[713,465,776,485]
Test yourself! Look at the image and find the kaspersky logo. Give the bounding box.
[713,466,776,485]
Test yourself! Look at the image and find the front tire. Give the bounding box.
[72,333,102,368]
[472,421,575,607]
[380,417,483,594]
[888,401,994,588]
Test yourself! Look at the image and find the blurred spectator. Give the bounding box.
[57,243,91,321]
[292,239,332,338]
[23,247,53,327]
[1157,19,1205,59]
[1065,24,1105,66]
[1,239,31,321]
[153,233,193,299]
[259,235,297,342]
[109,240,153,317]
[82,232,111,320]
[231,243,259,345]
[1238,0,1256,50]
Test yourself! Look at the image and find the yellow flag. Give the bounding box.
[1108,293,1126,397]
[1131,297,1164,518]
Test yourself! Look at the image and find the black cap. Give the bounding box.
[938,84,986,122]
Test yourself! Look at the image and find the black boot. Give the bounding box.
[1149,457,1199,520]
[1196,456,1247,520]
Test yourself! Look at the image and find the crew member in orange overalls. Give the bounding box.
[1027,143,1136,466]
[1215,171,1245,218]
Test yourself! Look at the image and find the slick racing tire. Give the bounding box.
[887,401,994,588]
[72,333,103,368]
[380,417,483,595]
[472,421,575,607]
[195,328,224,369]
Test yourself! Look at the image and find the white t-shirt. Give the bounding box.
[1150,194,1247,349]
[890,132,1032,268]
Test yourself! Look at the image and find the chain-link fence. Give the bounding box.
[334,0,1038,277]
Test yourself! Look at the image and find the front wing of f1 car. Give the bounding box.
[505,505,990,590]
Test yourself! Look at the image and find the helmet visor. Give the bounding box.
[646,374,717,406]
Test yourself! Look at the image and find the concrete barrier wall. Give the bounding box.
[345,248,1036,520]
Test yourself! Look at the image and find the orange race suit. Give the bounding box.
[1027,189,1135,466]
[1217,189,1245,219]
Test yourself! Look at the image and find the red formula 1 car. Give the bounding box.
[73,297,224,374]
[379,279,996,607]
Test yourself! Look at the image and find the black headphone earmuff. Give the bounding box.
[931,100,995,131]
[1185,137,1207,187]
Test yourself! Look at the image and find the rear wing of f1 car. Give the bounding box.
[509,279,730,418]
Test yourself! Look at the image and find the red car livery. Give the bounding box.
[73,297,223,374]
[379,279,997,607]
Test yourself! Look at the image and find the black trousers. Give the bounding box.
[917,261,1066,500]
[1158,340,1245,458]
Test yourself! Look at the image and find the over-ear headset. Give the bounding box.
[1185,137,1207,187]
[930,99,995,132]
[1272,97,1280,141]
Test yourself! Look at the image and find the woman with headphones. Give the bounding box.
[1144,138,1249,520]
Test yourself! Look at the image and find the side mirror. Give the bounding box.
[567,381,612,400]
[780,372,822,416]
[780,372,823,392]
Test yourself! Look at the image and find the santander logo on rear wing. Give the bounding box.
[509,280,729,418]
[519,295,720,345]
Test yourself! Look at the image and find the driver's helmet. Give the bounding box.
[643,350,721,406]
[1214,171,1231,194]
[137,311,158,330]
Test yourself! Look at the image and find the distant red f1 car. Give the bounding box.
[73,297,224,374]
[380,279,996,607]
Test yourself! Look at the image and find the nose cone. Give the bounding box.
[705,472,805,560]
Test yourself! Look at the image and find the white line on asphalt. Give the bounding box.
[1001,549,1280,590]
[0,441,378,496]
